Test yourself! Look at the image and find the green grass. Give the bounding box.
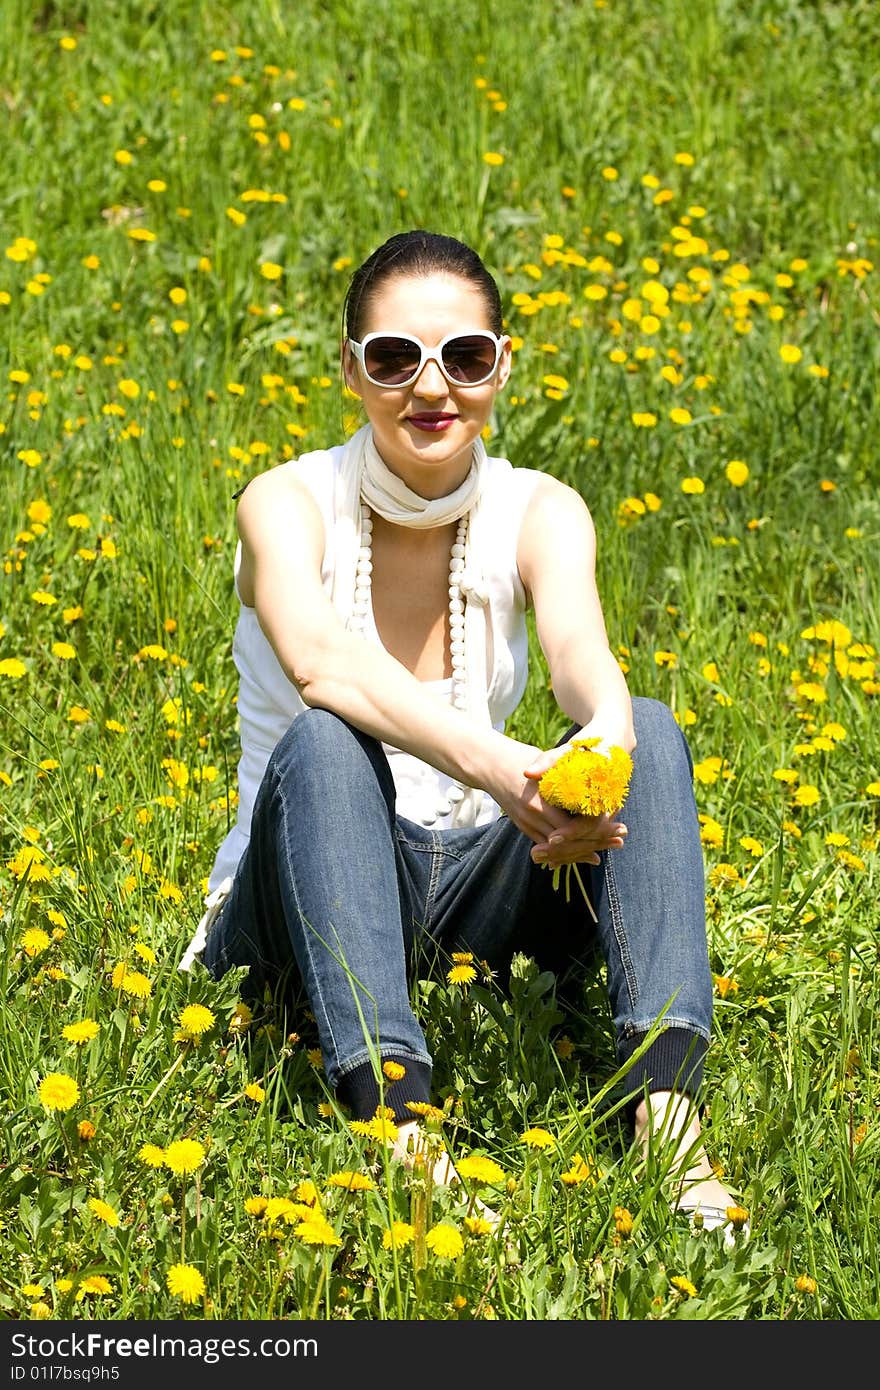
[1,0,878,1321]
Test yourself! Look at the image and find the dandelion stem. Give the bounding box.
[144,1046,187,1108]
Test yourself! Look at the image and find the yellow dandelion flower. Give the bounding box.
[520,1127,555,1150]
[793,785,820,808]
[447,962,477,985]
[62,1019,100,1045]
[382,1060,406,1081]
[779,344,802,364]
[739,836,764,857]
[0,658,28,679]
[725,460,749,486]
[482,151,504,166]
[363,1110,399,1144]
[244,1082,265,1103]
[464,1215,494,1236]
[456,1155,506,1185]
[88,1198,119,1227]
[671,1275,697,1297]
[795,1274,817,1295]
[382,1221,415,1250]
[120,970,152,1000]
[326,1171,376,1191]
[163,1139,206,1175]
[178,1003,215,1037]
[75,1276,112,1299]
[560,1153,599,1186]
[273,1199,316,1226]
[538,740,633,817]
[405,1101,446,1121]
[21,927,51,957]
[138,1143,166,1168]
[681,476,705,494]
[294,1213,341,1246]
[837,850,866,871]
[709,863,741,888]
[78,1120,97,1141]
[244,1196,268,1217]
[425,1223,464,1259]
[166,1264,205,1304]
[38,1073,80,1111]
[796,681,827,704]
[614,1205,634,1236]
[699,816,724,848]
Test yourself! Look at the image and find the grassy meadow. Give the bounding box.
[1,0,879,1322]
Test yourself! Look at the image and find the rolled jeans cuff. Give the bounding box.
[335,1055,432,1123]
[619,1026,708,1113]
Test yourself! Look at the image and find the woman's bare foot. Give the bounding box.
[391,1120,503,1230]
[635,1091,748,1230]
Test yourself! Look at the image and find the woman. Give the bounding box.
[181,229,745,1236]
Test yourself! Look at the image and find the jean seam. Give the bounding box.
[395,827,467,862]
[603,847,640,1031]
[422,831,446,932]
[276,767,346,1077]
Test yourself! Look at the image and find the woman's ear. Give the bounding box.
[341,341,362,396]
[495,335,513,392]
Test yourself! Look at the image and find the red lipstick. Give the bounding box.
[408,413,457,432]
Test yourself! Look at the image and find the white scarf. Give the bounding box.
[331,423,492,826]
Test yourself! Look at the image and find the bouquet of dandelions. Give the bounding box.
[537,738,634,919]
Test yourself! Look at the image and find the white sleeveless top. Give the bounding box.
[206,443,543,892]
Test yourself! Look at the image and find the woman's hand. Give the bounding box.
[481,735,628,868]
[521,724,631,863]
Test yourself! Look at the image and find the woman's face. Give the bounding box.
[343,271,511,497]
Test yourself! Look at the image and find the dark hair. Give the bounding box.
[342,230,503,341]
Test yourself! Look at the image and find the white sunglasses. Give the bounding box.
[348,330,505,388]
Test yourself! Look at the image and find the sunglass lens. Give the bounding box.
[364,336,421,385]
[441,334,497,383]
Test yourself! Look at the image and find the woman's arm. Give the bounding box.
[513,475,634,865]
[517,474,635,753]
[235,466,580,848]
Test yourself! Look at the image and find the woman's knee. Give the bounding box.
[268,708,393,802]
[270,707,358,773]
[631,696,693,774]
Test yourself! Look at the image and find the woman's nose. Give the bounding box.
[411,356,447,396]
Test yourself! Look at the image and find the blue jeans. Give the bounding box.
[203,697,712,1121]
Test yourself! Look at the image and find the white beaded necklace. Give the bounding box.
[349,502,470,825]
